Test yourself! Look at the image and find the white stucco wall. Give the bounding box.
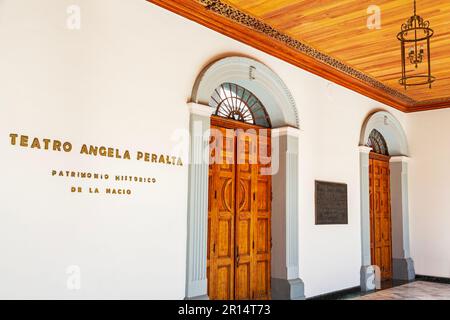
[407,109,450,279]
[0,0,413,299]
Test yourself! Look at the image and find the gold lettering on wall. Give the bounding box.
[8,133,184,167]
[8,132,183,197]
[54,169,157,196]
[10,133,73,152]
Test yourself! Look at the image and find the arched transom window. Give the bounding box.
[209,83,271,128]
[367,129,389,156]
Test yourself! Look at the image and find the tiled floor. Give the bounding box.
[354,281,450,300]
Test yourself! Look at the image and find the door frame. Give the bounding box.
[359,111,415,291]
[185,56,304,300]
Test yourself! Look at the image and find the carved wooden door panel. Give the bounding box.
[235,129,257,300]
[208,117,271,300]
[379,159,392,280]
[369,154,393,281]
[254,129,271,300]
[208,125,236,300]
[369,159,375,264]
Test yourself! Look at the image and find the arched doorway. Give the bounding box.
[359,111,415,291]
[185,56,305,300]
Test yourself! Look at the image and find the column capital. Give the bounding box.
[272,126,301,138]
[390,156,410,163]
[188,102,215,117]
[358,145,372,154]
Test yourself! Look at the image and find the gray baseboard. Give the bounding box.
[271,278,305,300]
[416,274,450,284]
[393,258,415,281]
[307,286,361,300]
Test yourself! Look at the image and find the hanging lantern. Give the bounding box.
[397,0,435,89]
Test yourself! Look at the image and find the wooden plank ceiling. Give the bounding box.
[224,0,450,103]
[149,0,450,112]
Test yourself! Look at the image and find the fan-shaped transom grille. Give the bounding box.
[210,83,271,128]
[367,129,389,156]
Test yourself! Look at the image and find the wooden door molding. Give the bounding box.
[369,152,391,162]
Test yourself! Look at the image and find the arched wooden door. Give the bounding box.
[369,152,393,281]
[207,116,271,300]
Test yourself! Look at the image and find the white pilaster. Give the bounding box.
[271,126,304,300]
[359,145,373,291]
[185,103,214,299]
[359,145,372,267]
[390,156,415,280]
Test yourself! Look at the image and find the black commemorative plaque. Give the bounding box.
[315,181,348,225]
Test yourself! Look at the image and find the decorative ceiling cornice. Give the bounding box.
[409,97,450,112]
[199,0,416,105]
[413,97,450,106]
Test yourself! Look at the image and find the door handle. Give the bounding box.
[236,246,240,267]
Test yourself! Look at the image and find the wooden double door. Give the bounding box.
[207,116,272,300]
[369,153,393,281]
